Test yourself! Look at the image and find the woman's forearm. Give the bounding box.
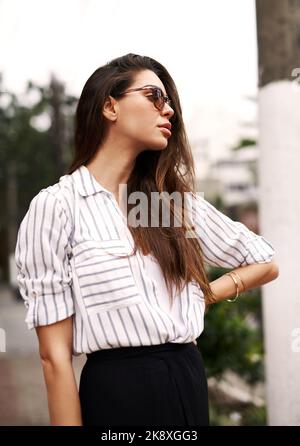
[209,260,279,303]
[41,359,83,426]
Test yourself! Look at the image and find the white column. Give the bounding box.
[258,80,300,425]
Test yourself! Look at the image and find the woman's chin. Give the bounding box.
[151,138,169,150]
[141,137,169,152]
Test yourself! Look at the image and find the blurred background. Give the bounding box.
[0,0,299,426]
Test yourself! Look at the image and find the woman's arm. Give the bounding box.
[209,259,279,303]
[36,315,83,426]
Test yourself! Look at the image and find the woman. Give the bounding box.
[15,53,279,426]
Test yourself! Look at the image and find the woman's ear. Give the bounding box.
[102,95,118,121]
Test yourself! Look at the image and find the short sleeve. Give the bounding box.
[191,194,275,268]
[14,190,75,330]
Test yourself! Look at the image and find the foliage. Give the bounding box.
[209,400,266,426]
[199,266,265,385]
[231,138,256,151]
[0,75,77,225]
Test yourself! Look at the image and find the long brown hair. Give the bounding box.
[66,53,215,307]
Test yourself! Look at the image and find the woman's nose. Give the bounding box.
[161,102,174,118]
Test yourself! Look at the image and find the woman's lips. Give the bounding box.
[158,127,172,137]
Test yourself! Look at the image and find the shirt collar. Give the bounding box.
[71,165,112,197]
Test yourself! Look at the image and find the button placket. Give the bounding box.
[106,194,135,253]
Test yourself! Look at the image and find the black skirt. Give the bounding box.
[79,341,210,426]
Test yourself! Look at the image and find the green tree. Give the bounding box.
[201,265,264,384]
[0,75,77,280]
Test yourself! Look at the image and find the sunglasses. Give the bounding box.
[119,84,173,112]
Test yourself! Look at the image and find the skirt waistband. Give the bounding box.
[86,342,196,361]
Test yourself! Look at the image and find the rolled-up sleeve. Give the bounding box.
[14,190,75,330]
[191,194,275,268]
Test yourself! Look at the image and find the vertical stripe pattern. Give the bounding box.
[15,166,275,355]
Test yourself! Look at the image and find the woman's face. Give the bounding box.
[111,69,175,152]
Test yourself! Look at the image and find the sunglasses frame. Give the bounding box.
[119,84,173,111]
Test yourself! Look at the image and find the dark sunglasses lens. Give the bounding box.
[153,88,164,109]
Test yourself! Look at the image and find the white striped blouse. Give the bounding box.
[14,164,275,356]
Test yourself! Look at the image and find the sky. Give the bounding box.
[0,0,258,166]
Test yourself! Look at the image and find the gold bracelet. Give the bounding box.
[225,272,239,302]
[230,270,246,292]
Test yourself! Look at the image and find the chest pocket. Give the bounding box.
[71,238,142,316]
